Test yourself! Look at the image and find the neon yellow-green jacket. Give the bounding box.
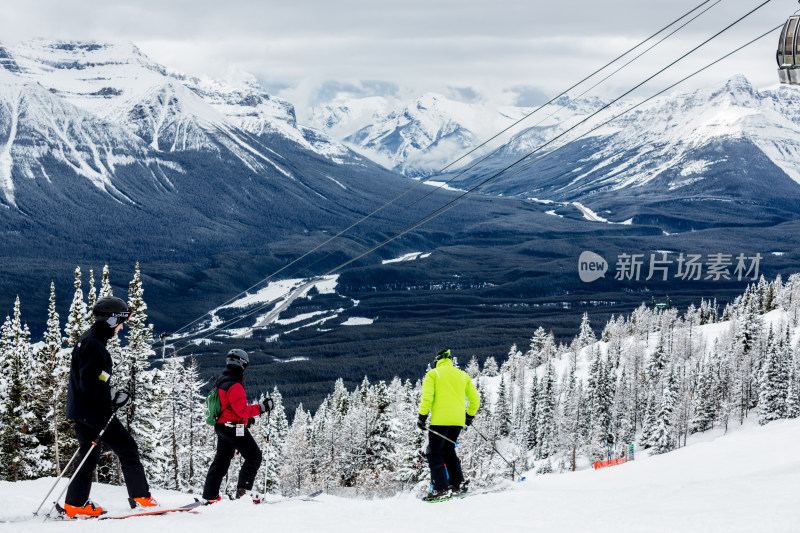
[418,358,480,426]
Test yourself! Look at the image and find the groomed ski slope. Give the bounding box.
[2,416,798,532]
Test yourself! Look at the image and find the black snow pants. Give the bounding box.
[202,423,263,499]
[65,418,150,506]
[426,425,464,491]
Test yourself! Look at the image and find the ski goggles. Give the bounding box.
[106,311,133,327]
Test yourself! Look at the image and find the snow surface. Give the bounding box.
[341,317,375,326]
[382,252,431,265]
[2,416,798,532]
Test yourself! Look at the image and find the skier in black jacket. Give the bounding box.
[63,296,158,517]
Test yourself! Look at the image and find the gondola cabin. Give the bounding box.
[778,7,800,85]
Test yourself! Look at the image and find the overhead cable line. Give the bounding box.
[167,1,773,353]
[164,0,719,343]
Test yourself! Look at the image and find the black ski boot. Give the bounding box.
[450,480,469,496]
[423,487,451,502]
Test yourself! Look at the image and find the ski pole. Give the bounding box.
[426,427,459,447]
[42,408,120,519]
[32,445,82,516]
[470,426,517,481]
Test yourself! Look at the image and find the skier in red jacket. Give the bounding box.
[202,349,273,503]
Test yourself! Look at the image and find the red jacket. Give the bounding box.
[216,372,262,424]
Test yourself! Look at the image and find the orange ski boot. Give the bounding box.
[63,500,105,517]
[129,495,158,508]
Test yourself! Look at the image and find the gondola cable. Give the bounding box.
[163,0,720,344]
[166,1,775,355]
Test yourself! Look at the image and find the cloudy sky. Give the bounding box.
[1,0,793,119]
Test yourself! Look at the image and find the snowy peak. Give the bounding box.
[0,39,366,208]
[311,92,531,177]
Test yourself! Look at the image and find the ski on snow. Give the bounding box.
[46,501,203,521]
[99,500,203,519]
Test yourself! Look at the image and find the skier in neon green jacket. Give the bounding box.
[418,349,480,500]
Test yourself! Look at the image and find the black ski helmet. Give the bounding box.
[92,296,131,319]
[435,348,451,362]
[226,348,249,369]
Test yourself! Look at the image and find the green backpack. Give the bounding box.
[203,387,222,426]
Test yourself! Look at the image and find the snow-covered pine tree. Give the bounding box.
[639,388,658,449]
[255,386,288,494]
[181,356,213,492]
[99,264,113,298]
[527,326,549,368]
[280,404,312,495]
[646,334,669,382]
[612,366,635,448]
[523,373,538,451]
[578,312,596,348]
[392,379,426,488]
[651,367,680,454]
[535,358,557,459]
[120,262,167,481]
[357,380,395,494]
[0,298,50,479]
[34,283,74,476]
[495,375,511,437]
[86,267,97,324]
[64,267,89,348]
[690,359,716,434]
[482,356,499,377]
[159,356,185,490]
[759,327,789,425]
[786,361,800,419]
[465,355,481,379]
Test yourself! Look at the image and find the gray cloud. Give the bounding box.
[1,0,792,116]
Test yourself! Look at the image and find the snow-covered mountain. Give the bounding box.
[0,39,428,329]
[443,76,800,231]
[1,41,357,174]
[311,77,800,231]
[310,93,537,178]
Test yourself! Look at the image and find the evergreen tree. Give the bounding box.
[578,312,596,348]
[651,367,679,454]
[690,360,715,434]
[255,387,288,494]
[35,283,74,476]
[0,298,49,479]
[495,375,512,437]
[758,328,789,425]
[523,374,539,451]
[64,267,88,348]
[786,363,800,419]
[639,388,658,449]
[119,262,167,481]
[527,326,549,367]
[86,267,97,324]
[535,359,557,459]
[280,405,312,495]
[465,355,481,379]
[482,356,499,377]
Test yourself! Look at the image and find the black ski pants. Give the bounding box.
[426,425,464,491]
[202,423,262,499]
[65,418,150,506]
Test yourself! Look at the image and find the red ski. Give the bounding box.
[98,501,202,520]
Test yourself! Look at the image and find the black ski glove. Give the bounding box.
[247,418,255,428]
[111,388,132,409]
[465,414,475,427]
[260,397,274,414]
[417,414,428,431]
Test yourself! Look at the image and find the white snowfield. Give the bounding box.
[2,416,798,532]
